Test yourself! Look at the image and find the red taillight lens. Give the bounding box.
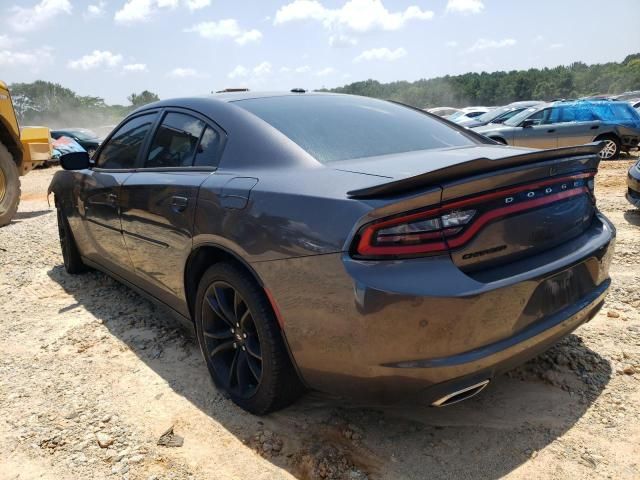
[354,172,595,259]
[356,208,475,257]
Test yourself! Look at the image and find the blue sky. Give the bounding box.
[1,0,639,104]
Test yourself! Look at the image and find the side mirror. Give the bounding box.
[492,117,506,124]
[521,119,536,128]
[60,151,90,170]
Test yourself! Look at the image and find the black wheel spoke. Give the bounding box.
[239,309,252,330]
[233,290,243,322]
[214,286,236,326]
[245,352,262,382]
[209,339,234,358]
[203,328,233,340]
[245,335,262,360]
[205,293,233,327]
[227,349,240,387]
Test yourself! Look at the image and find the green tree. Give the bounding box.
[330,54,640,107]
[127,90,160,107]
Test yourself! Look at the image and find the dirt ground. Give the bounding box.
[1,156,639,480]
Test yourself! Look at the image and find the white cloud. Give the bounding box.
[445,0,484,15]
[168,67,199,78]
[0,46,54,71]
[0,35,22,49]
[185,19,263,45]
[549,43,564,49]
[329,33,358,48]
[467,38,516,52]
[274,0,434,32]
[295,65,311,73]
[185,0,210,10]
[316,67,335,76]
[227,62,273,79]
[115,0,156,23]
[228,65,249,79]
[236,29,263,45]
[115,0,203,24]
[68,50,123,70]
[10,0,72,32]
[354,47,407,62]
[123,63,148,72]
[253,61,272,76]
[84,1,106,18]
[445,40,458,48]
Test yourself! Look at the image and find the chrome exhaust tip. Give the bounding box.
[431,379,490,407]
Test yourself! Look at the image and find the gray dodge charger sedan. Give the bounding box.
[49,92,615,414]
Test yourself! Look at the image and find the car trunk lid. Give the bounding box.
[350,143,602,271]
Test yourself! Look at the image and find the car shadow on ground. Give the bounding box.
[12,209,51,221]
[48,265,611,480]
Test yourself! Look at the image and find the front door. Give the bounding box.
[512,108,558,149]
[81,111,159,276]
[119,110,223,315]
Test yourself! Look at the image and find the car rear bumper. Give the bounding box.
[253,213,615,403]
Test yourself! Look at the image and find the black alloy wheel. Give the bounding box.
[201,281,263,398]
[195,263,303,414]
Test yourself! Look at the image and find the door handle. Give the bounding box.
[547,129,556,133]
[590,125,599,130]
[171,196,188,213]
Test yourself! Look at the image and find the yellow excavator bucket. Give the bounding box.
[20,126,52,167]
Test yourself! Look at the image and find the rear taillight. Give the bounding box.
[353,172,595,259]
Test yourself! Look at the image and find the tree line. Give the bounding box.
[9,80,159,128]
[328,54,640,108]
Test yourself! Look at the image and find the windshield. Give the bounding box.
[477,107,510,123]
[504,107,539,126]
[236,95,477,163]
[447,111,465,120]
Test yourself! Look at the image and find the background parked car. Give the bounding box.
[447,106,493,124]
[51,128,101,158]
[426,107,461,117]
[475,100,640,159]
[459,101,543,128]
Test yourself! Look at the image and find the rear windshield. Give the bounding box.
[235,95,476,163]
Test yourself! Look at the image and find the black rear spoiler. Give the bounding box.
[347,142,604,199]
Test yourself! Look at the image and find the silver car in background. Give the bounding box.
[475,100,640,159]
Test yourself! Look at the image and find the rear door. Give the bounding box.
[512,108,558,149]
[119,109,225,315]
[80,112,158,278]
[554,105,601,147]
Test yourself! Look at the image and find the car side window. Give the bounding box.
[193,127,222,167]
[526,109,548,126]
[145,112,205,168]
[545,107,564,124]
[95,113,157,169]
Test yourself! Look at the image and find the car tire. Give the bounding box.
[56,207,87,274]
[0,142,20,227]
[195,262,303,414]
[596,135,620,160]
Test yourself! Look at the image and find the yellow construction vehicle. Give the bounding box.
[0,80,52,226]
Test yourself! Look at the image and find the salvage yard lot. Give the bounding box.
[1,158,639,480]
